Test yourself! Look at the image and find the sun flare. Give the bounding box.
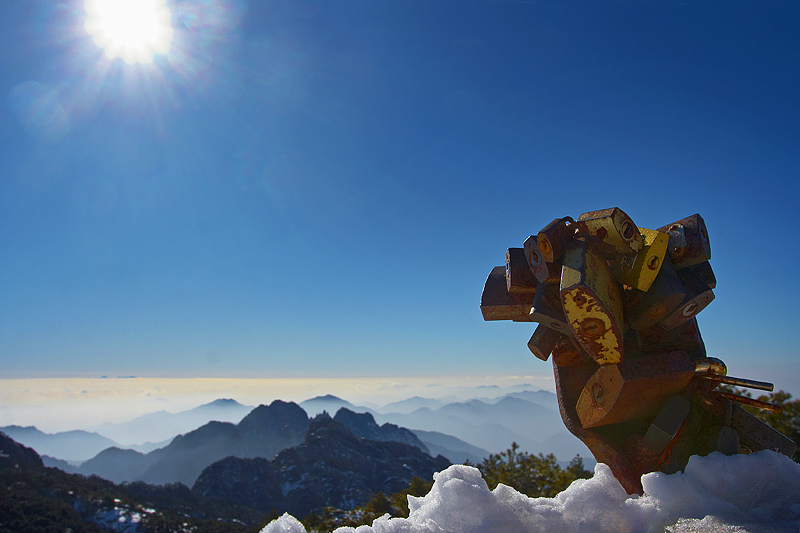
[84,0,173,64]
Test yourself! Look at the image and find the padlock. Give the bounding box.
[537,217,574,263]
[730,405,797,458]
[481,266,535,321]
[523,235,560,283]
[636,317,707,360]
[642,395,691,456]
[614,227,669,292]
[560,240,624,365]
[551,335,587,367]
[659,268,714,331]
[625,256,686,330]
[657,214,711,270]
[575,351,696,429]
[506,248,538,293]
[576,207,644,256]
[687,261,716,290]
[527,324,564,362]
[529,282,569,332]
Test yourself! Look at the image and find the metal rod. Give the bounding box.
[716,392,782,413]
[712,375,775,392]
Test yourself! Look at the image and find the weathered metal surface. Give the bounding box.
[615,227,669,292]
[659,268,715,331]
[575,351,695,428]
[730,404,797,457]
[642,395,691,455]
[529,283,569,332]
[718,392,782,413]
[561,241,624,365]
[506,248,538,293]
[527,324,564,362]
[577,207,644,255]
[657,214,711,270]
[480,266,534,321]
[524,235,560,284]
[688,261,716,290]
[537,217,574,263]
[482,207,795,494]
[625,256,686,330]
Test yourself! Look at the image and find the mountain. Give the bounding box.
[78,399,310,486]
[91,397,254,445]
[411,429,490,464]
[300,394,374,417]
[379,396,446,414]
[332,407,429,453]
[375,392,592,460]
[193,414,451,518]
[0,425,119,463]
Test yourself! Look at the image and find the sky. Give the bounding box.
[1,0,799,419]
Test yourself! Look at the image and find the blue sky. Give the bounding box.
[1,1,799,396]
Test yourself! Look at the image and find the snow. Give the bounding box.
[261,451,800,533]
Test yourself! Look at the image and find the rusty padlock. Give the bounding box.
[527,324,565,362]
[506,248,538,293]
[537,217,574,264]
[529,282,569,332]
[524,235,560,283]
[560,240,624,365]
[577,207,644,256]
[625,256,686,330]
[481,266,535,321]
[657,214,711,270]
[575,351,696,428]
[659,268,714,331]
[687,261,716,290]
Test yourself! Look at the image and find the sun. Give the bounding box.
[84,0,173,64]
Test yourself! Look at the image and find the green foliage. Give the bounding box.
[389,476,432,518]
[475,443,592,498]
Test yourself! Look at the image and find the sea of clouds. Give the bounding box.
[262,450,800,533]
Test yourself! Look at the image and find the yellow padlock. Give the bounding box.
[577,207,644,256]
[560,240,624,365]
[615,227,669,292]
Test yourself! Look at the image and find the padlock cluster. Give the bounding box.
[481,208,714,368]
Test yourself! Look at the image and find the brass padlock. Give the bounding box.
[529,282,569,332]
[506,248,538,293]
[560,241,624,365]
[575,351,696,428]
[527,324,564,362]
[577,207,644,256]
[625,256,686,330]
[537,217,574,263]
[615,227,669,292]
[659,268,714,331]
[523,235,560,283]
[481,266,535,321]
[657,214,711,270]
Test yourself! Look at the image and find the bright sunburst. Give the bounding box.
[84,0,173,64]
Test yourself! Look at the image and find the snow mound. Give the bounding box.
[261,450,800,533]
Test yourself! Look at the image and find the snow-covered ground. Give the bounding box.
[263,450,800,533]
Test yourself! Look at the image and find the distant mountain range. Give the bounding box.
[90,397,253,445]
[6,389,592,476]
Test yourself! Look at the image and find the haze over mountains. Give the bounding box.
[3,388,593,486]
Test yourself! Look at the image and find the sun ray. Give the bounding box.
[84,0,173,64]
